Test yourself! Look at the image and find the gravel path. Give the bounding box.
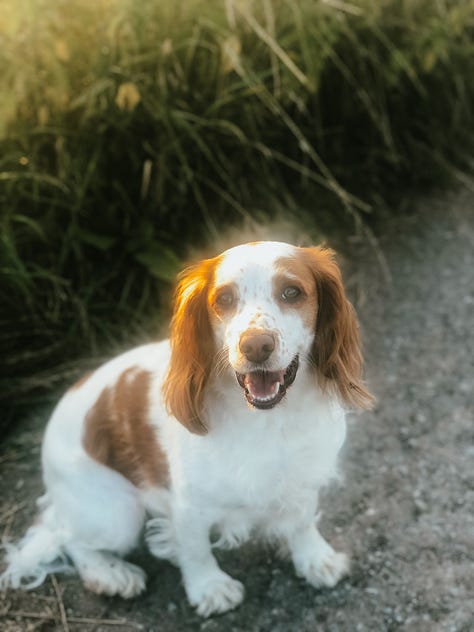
[1,187,473,631]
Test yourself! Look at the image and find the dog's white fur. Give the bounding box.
[1,241,372,617]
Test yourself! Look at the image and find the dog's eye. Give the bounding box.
[281,286,302,302]
[216,291,235,308]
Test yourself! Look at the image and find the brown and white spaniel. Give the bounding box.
[1,241,373,617]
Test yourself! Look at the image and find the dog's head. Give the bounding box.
[163,242,373,433]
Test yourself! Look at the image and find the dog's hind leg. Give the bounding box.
[66,545,146,598]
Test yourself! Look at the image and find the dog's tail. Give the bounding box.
[0,495,73,590]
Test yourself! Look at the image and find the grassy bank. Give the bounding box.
[1,0,473,428]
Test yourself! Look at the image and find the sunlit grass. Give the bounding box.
[1,0,474,429]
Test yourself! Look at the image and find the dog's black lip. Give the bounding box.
[235,355,299,410]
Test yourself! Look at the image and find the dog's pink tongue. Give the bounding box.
[244,370,284,399]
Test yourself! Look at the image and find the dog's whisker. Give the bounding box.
[303,352,317,370]
[212,348,230,378]
[214,348,228,365]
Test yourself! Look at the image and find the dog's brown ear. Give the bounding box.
[162,256,220,434]
[304,247,374,410]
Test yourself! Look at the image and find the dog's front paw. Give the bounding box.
[186,570,244,617]
[297,548,349,589]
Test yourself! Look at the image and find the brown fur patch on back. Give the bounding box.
[83,367,169,487]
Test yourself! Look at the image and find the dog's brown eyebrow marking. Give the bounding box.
[83,367,169,487]
[273,255,318,330]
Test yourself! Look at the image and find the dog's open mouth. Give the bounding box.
[236,356,299,410]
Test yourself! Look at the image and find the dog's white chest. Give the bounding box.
[181,391,347,515]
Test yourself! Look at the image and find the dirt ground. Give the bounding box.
[1,188,473,631]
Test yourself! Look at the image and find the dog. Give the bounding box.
[1,241,373,617]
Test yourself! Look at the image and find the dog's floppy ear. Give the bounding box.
[163,256,219,434]
[305,247,374,410]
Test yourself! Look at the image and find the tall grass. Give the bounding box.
[1,0,474,429]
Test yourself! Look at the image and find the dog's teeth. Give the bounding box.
[255,384,280,403]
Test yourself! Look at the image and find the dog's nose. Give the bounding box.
[239,331,275,364]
